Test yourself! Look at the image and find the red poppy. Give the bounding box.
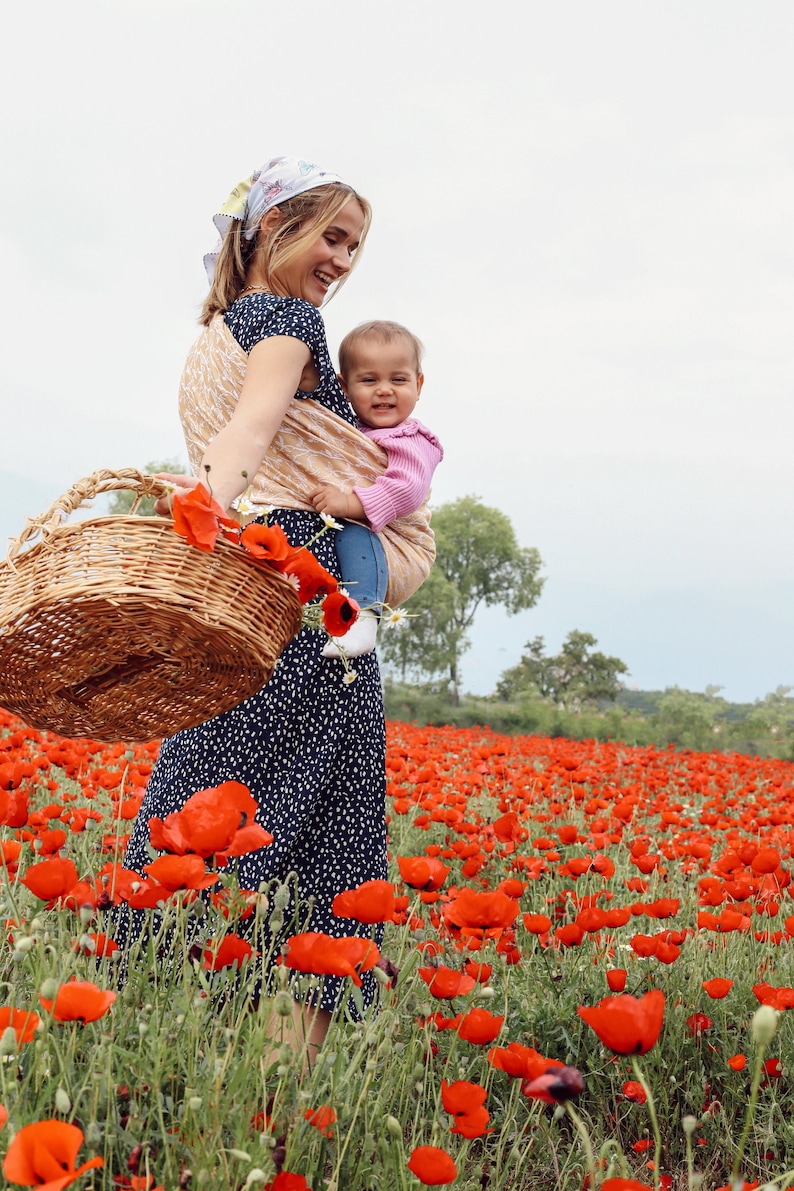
[397,856,450,891]
[456,1007,504,1045]
[702,978,733,999]
[0,788,29,829]
[19,858,79,903]
[239,522,293,565]
[143,855,219,892]
[751,847,781,874]
[488,1042,564,1081]
[578,990,665,1055]
[728,1053,747,1071]
[283,932,379,987]
[752,982,794,1011]
[3,1119,104,1189]
[172,483,238,552]
[304,1105,336,1137]
[0,1007,39,1045]
[443,888,519,933]
[72,933,119,958]
[607,969,627,992]
[441,1078,492,1137]
[523,1065,584,1104]
[602,1181,652,1191]
[148,781,272,862]
[407,1145,458,1185]
[332,880,397,924]
[555,923,584,948]
[464,961,492,983]
[523,913,553,934]
[322,590,359,637]
[265,1175,312,1191]
[281,548,338,605]
[39,979,116,1023]
[0,1104,7,1130]
[202,934,255,970]
[622,1079,647,1104]
[417,965,476,1000]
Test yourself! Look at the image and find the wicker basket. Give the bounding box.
[0,469,303,742]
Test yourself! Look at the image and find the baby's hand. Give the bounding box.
[309,485,365,520]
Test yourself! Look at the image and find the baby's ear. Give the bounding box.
[338,373,350,397]
[416,372,425,399]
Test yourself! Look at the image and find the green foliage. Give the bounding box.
[496,630,629,710]
[383,680,794,758]
[380,496,544,701]
[106,458,188,517]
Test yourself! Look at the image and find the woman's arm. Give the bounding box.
[199,335,311,512]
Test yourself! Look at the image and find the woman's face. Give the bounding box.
[274,198,366,307]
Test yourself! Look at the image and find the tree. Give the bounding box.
[379,496,544,702]
[106,458,188,517]
[496,630,628,710]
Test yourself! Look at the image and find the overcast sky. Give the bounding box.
[2,1,792,703]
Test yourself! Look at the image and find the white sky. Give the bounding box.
[2,1,792,702]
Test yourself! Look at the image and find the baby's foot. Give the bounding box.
[322,610,378,659]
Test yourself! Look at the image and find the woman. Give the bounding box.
[117,157,434,1050]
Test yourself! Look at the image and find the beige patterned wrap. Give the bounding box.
[178,317,436,607]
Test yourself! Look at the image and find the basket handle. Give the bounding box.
[7,467,177,562]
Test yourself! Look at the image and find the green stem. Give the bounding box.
[730,1039,767,1183]
[630,1057,661,1191]
[565,1102,598,1189]
[330,1067,374,1185]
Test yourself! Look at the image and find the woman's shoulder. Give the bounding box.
[225,293,326,354]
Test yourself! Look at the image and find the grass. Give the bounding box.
[2,708,794,1188]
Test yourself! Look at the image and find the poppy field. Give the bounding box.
[2,707,794,1190]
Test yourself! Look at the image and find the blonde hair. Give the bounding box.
[200,184,372,326]
[338,320,425,377]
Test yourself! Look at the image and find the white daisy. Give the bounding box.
[320,513,344,531]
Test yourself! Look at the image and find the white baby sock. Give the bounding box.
[322,609,378,660]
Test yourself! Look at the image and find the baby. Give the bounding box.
[310,320,443,658]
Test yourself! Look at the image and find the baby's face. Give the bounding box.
[340,337,424,430]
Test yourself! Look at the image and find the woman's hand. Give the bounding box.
[309,484,366,522]
[153,472,200,517]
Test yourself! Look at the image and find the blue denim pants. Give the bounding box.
[334,522,388,608]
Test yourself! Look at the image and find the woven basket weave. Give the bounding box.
[0,469,303,742]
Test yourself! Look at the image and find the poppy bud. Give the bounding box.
[682,1115,698,1137]
[0,1028,17,1056]
[85,1122,102,1146]
[274,883,291,910]
[752,1004,779,1046]
[244,1171,268,1188]
[274,991,294,1017]
[385,1115,403,1139]
[55,1087,71,1114]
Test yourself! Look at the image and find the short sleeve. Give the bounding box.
[223,292,355,422]
[225,295,326,357]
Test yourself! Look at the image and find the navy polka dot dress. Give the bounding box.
[117,295,387,1016]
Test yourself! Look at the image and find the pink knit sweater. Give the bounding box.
[352,417,444,534]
